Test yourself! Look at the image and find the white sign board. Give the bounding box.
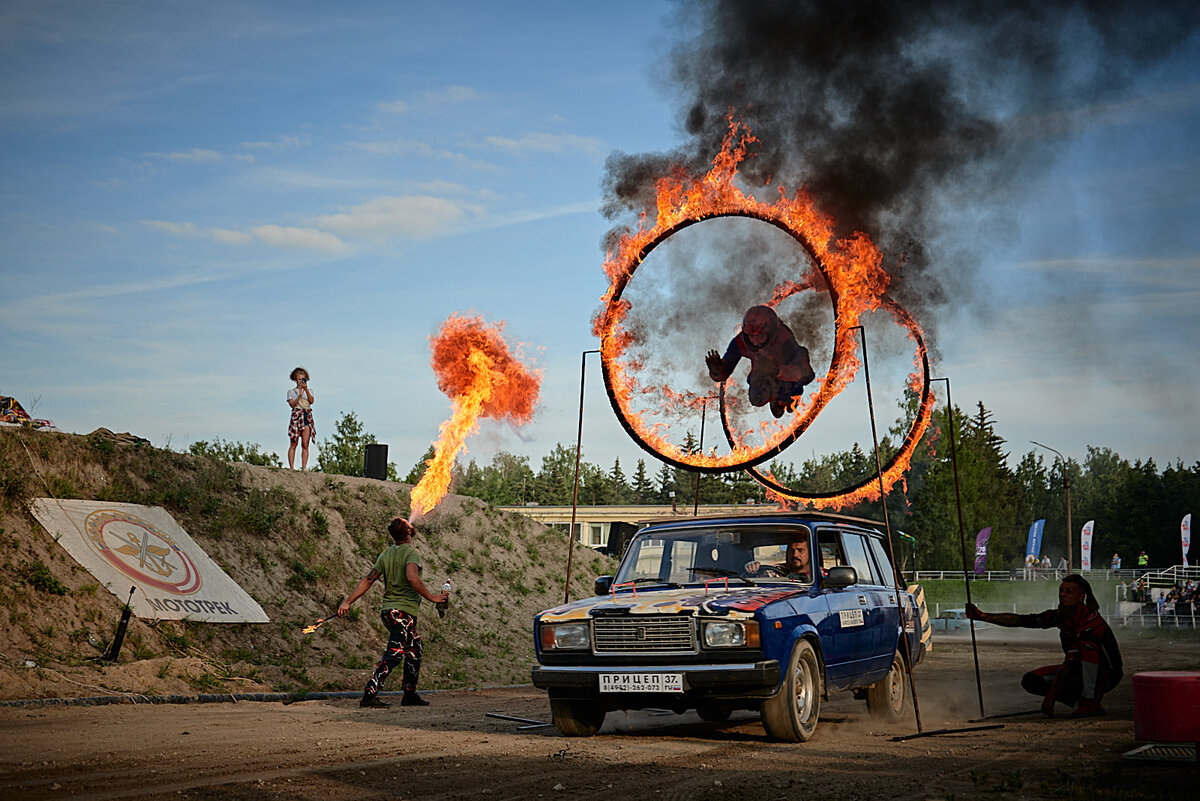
[30,499,269,623]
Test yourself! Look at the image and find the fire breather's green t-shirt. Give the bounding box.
[373,543,422,616]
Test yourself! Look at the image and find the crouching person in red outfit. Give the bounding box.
[966,574,1122,717]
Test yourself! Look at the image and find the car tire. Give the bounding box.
[760,638,822,742]
[865,650,909,722]
[550,699,605,737]
[696,704,732,722]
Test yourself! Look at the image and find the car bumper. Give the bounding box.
[531,660,781,700]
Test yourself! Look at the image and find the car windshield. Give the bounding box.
[613,524,814,586]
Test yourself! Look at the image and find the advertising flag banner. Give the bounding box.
[1080,520,1095,571]
[973,527,992,574]
[1184,513,1192,566]
[30,499,269,622]
[1025,519,1045,562]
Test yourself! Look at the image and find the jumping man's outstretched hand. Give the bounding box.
[706,350,724,377]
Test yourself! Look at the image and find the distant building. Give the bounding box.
[496,503,772,555]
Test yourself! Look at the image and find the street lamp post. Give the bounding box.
[1031,440,1073,573]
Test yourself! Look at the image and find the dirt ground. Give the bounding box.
[1,630,1196,801]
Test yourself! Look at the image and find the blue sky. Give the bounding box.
[2,2,1197,483]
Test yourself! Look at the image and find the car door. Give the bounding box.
[835,529,896,677]
[814,527,874,688]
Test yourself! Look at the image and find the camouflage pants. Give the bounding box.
[365,608,423,697]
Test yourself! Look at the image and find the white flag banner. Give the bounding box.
[1183,513,1192,566]
[30,499,269,622]
[1080,520,1095,571]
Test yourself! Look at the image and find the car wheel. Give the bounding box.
[865,650,909,722]
[696,704,732,722]
[550,699,605,737]
[760,638,822,742]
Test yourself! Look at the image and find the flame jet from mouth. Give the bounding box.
[410,314,542,517]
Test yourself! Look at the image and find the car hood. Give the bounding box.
[536,584,807,622]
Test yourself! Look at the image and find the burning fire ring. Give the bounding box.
[600,209,849,474]
[722,296,935,506]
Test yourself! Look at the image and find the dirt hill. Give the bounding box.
[0,426,615,701]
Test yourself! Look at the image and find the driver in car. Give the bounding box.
[745,538,812,582]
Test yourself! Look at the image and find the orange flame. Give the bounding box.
[410,314,542,516]
[596,114,936,505]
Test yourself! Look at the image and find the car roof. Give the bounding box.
[636,510,886,533]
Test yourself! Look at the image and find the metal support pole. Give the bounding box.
[693,399,707,516]
[852,325,922,733]
[932,376,986,719]
[564,350,599,604]
[1031,440,1072,573]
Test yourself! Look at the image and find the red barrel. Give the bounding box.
[1132,671,1200,742]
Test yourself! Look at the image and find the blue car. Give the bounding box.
[532,512,928,741]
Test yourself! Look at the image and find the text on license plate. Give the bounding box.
[599,673,684,693]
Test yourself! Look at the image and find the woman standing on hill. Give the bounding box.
[287,367,315,470]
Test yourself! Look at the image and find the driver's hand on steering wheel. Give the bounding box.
[743,560,762,576]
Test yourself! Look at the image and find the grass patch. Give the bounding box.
[23,561,68,595]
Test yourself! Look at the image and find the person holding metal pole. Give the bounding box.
[338,516,448,708]
[966,574,1122,718]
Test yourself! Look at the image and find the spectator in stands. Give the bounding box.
[1110,553,1121,570]
[966,575,1122,717]
[1137,550,1149,569]
[1041,555,1052,571]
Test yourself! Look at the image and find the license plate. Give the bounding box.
[599,673,684,693]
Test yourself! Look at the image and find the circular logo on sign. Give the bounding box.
[83,510,202,594]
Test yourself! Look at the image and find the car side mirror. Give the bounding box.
[594,575,614,596]
[824,566,857,589]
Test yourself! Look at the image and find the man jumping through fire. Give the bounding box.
[966,574,1122,718]
[706,305,815,418]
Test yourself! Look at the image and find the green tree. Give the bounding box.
[316,411,376,477]
[534,443,577,505]
[631,459,654,503]
[189,438,281,467]
[405,444,436,484]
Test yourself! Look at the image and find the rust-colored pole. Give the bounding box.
[934,376,986,718]
[693,399,706,516]
[853,325,922,733]
[564,350,600,604]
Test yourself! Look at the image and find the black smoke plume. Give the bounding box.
[602,0,1200,347]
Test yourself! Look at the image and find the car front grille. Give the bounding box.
[592,615,696,653]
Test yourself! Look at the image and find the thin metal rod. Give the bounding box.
[933,376,986,719]
[1031,440,1072,573]
[891,723,1004,742]
[693,399,706,516]
[852,325,921,734]
[564,349,599,604]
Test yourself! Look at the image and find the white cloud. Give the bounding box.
[315,195,482,240]
[249,224,347,253]
[429,85,478,104]
[345,138,478,165]
[483,132,603,156]
[209,227,254,246]
[241,134,309,152]
[147,148,223,163]
[141,220,199,236]
[374,99,409,113]
[141,219,346,253]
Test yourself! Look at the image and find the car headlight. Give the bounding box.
[703,620,759,648]
[539,621,590,650]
